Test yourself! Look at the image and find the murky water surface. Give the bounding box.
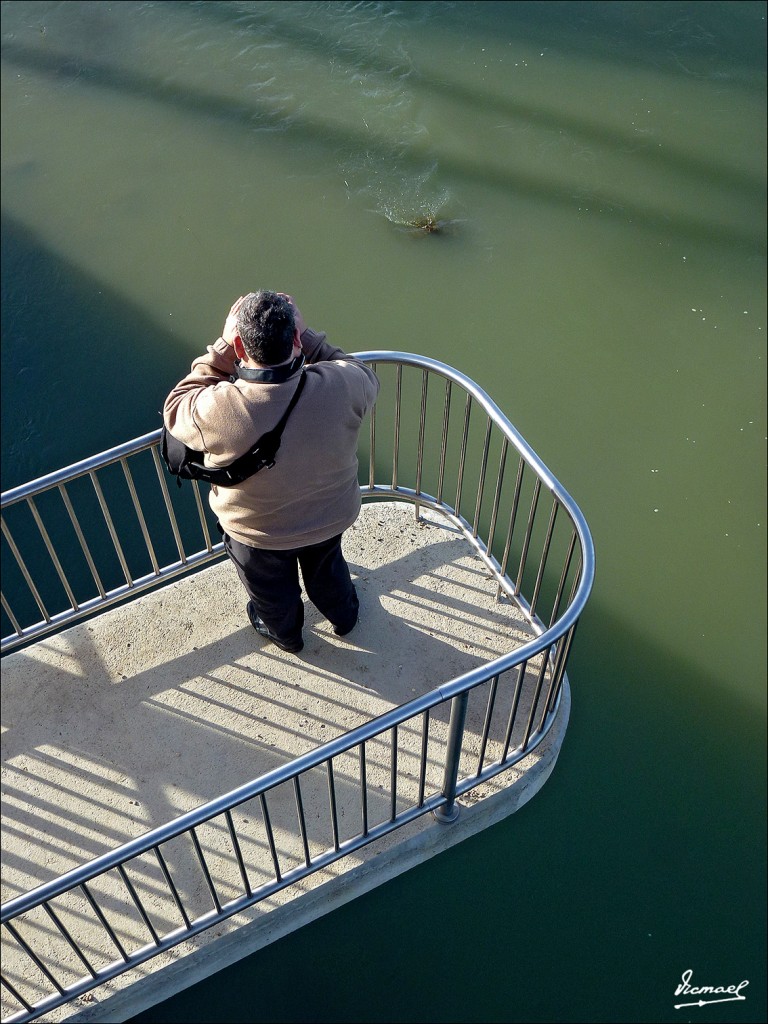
[1,2,765,1021]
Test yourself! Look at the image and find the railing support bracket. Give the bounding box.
[432,803,461,824]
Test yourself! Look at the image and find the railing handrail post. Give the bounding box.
[433,692,470,823]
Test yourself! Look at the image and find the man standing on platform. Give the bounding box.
[164,291,379,653]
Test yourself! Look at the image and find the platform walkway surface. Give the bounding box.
[1,503,569,1023]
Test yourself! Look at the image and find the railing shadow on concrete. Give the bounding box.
[0,354,594,1023]
[2,520,528,896]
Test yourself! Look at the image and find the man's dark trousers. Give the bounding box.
[221,530,359,646]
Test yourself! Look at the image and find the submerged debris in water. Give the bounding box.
[404,214,443,234]
[378,208,461,238]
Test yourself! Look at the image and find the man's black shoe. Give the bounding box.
[333,617,358,637]
[247,602,303,653]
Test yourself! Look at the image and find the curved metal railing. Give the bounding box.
[0,354,594,1022]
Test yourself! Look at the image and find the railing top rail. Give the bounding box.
[1,430,161,507]
[0,347,596,1024]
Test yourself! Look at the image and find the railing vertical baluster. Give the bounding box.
[89,472,133,588]
[390,726,398,822]
[191,480,214,552]
[150,448,187,564]
[392,364,402,490]
[529,500,559,620]
[359,744,368,837]
[434,693,469,823]
[486,438,508,560]
[436,379,451,505]
[3,920,66,995]
[259,793,281,882]
[27,498,80,610]
[327,760,340,852]
[502,660,527,760]
[498,457,525,587]
[549,529,577,628]
[188,828,222,914]
[293,777,312,867]
[2,516,50,623]
[562,559,583,621]
[116,864,161,942]
[1,591,23,638]
[41,903,97,978]
[418,710,430,807]
[58,483,107,598]
[224,811,252,898]
[120,458,160,575]
[520,650,552,749]
[515,477,541,596]
[472,419,493,538]
[0,974,33,1013]
[476,674,500,776]
[414,369,428,519]
[80,883,129,960]
[152,847,192,928]
[454,394,472,517]
[367,361,377,490]
[547,622,578,715]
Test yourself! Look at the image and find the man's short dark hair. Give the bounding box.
[236,291,296,365]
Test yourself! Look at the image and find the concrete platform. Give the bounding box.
[1,502,570,1023]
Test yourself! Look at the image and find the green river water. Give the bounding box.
[1,2,765,1022]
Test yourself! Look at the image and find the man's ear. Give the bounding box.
[233,335,247,361]
[292,328,302,358]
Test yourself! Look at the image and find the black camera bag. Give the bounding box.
[161,371,306,488]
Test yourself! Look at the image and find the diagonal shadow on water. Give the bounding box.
[1,24,764,254]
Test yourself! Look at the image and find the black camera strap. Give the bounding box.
[263,369,307,446]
